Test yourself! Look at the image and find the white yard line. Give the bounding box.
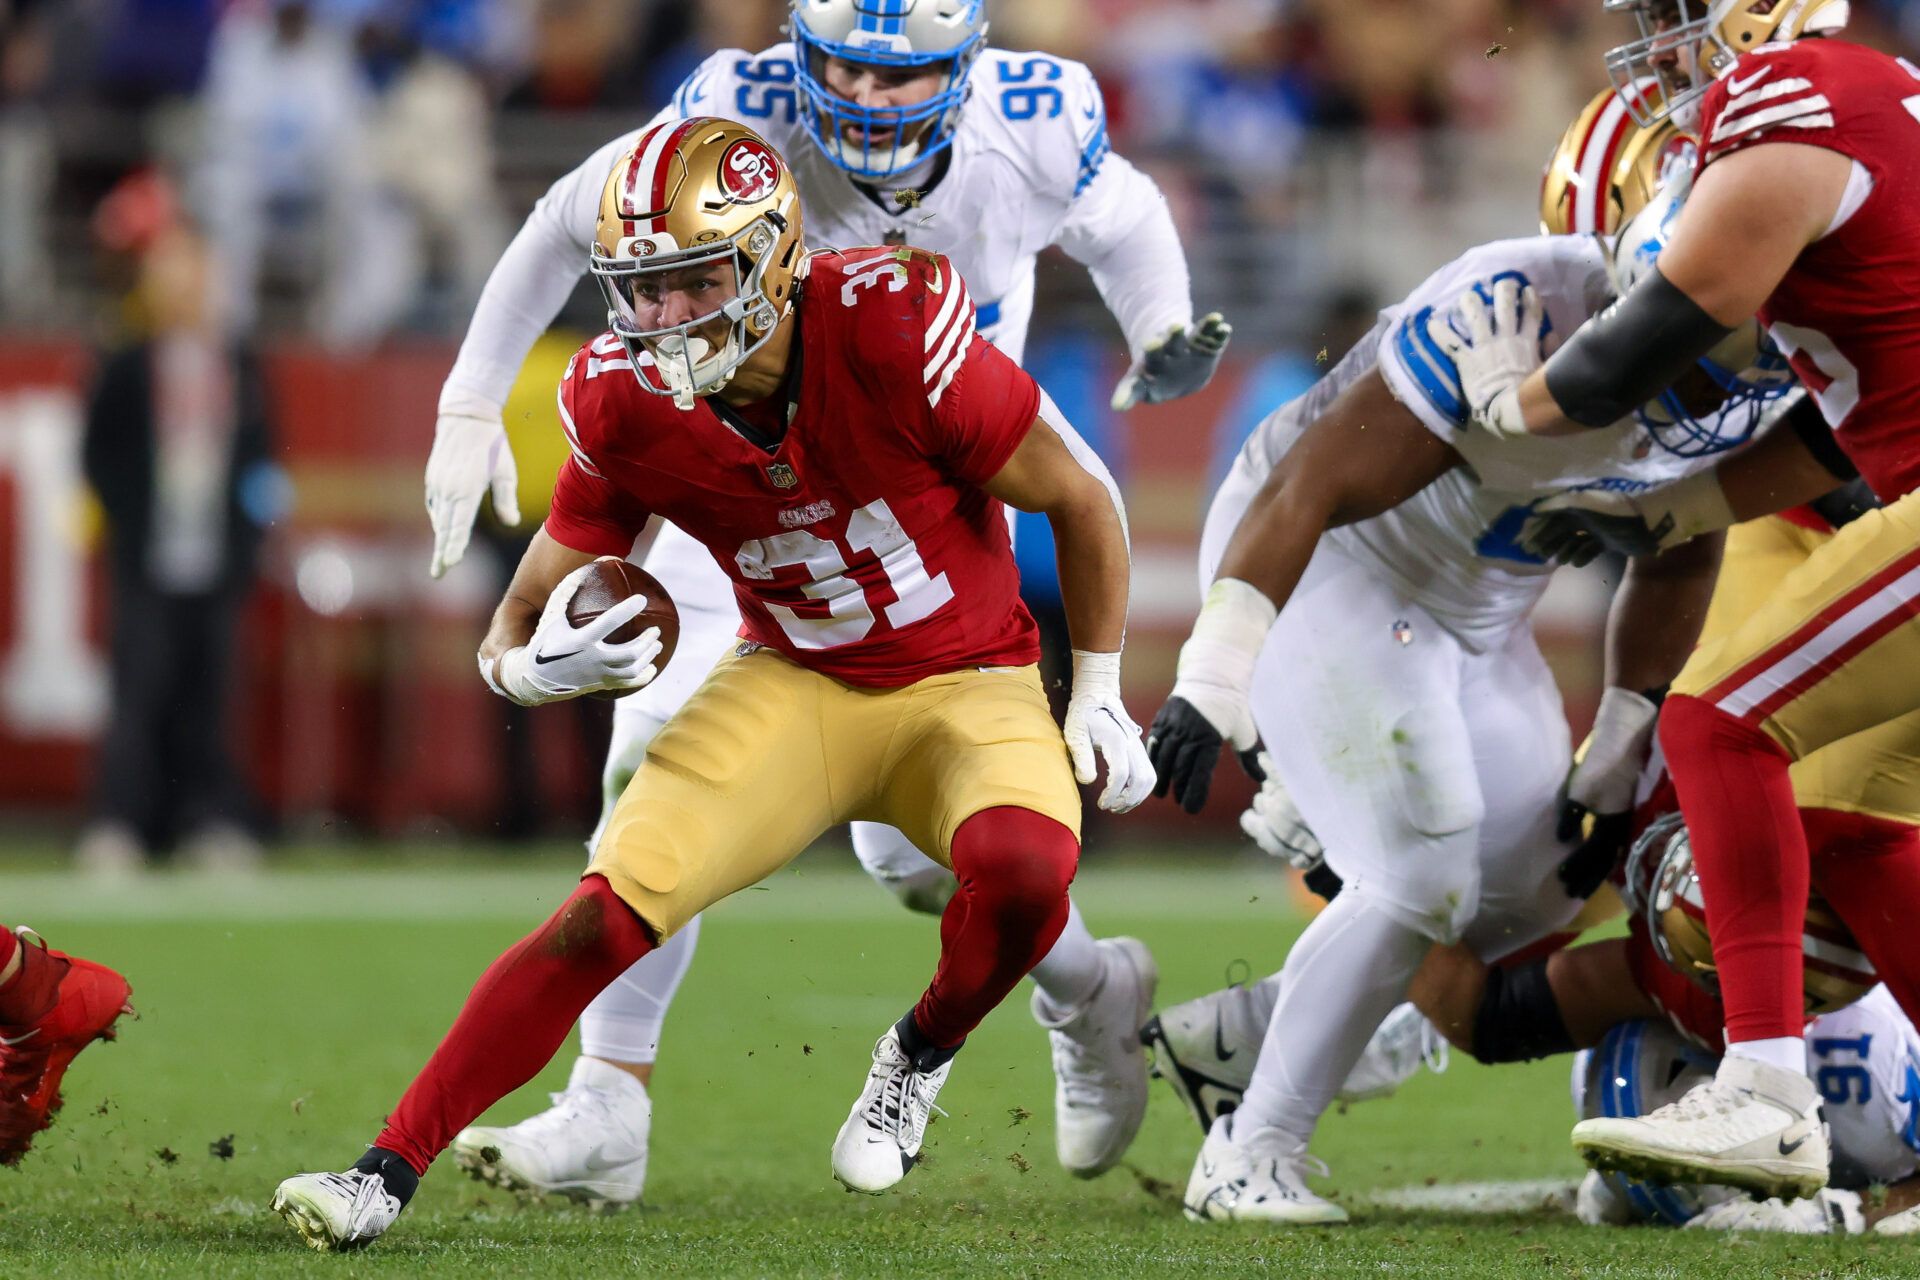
[1362,1178,1578,1215]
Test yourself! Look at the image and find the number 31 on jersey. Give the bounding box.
[736,499,954,650]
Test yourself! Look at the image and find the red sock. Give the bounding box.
[1659,694,1806,1043]
[372,876,653,1174]
[910,807,1079,1049]
[1805,807,1920,1027]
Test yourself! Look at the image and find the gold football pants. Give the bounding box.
[586,648,1081,938]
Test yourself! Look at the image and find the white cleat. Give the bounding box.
[1685,1187,1862,1235]
[449,1056,650,1208]
[1572,1056,1829,1201]
[831,1025,950,1194]
[1034,937,1158,1177]
[1184,1114,1347,1225]
[1337,1002,1448,1103]
[270,1170,402,1253]
[1140,981,1267,1132]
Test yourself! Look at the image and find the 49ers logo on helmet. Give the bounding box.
[719,139,781,204]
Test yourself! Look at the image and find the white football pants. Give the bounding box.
[1199,464,1581,1141]
[579,520,1102,1065]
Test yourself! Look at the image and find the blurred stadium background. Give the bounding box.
[1,0,1915,865]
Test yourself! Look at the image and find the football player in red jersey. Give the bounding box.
[0,925,133,1166]
[269,117,1153,1253]
[1433,0,1920,1199]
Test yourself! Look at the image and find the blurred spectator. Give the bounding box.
[1,0,57,318]
[197,0,409,346]
[76,172,279,876]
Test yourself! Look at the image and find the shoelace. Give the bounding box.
[864,1060,946,1146]
[313,1171,397,1231]
[1050,1030,1107,1108]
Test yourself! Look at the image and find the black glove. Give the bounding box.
[1554,798,1635,899]
[1146,696,1262,814]
[1519,498,1670,567]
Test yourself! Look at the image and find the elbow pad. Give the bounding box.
[1469,957,1575,1064]
[1543,266,1735,429]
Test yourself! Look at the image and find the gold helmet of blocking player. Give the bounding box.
[1626,813,1877,1017]
[1540,82,1695,237]
[590,117,806,410]
[1603,0,1852,129]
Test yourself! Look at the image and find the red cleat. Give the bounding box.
[0,933,133,1166]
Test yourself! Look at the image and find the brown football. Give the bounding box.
[566,557,679,699]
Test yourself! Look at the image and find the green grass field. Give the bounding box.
[0,845,1911,1277]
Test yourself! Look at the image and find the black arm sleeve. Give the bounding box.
[1542,266,1736,428]
[1785,394,1860,484]
[1469,958,1576,1064]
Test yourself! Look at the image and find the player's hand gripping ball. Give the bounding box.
[567,559,680,699]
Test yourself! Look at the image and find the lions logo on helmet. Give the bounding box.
[1603,0,1853,130]
[589,119,806,410]
[789,0,989,180]
[1625,812,1878,1018]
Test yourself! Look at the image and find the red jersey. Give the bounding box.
[1696,38,1920,500]
[544,247,1041,688]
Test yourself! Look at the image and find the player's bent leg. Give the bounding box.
[272,875,656,1252]
[454,550,748,1216]
[832,806,1079,1194]
[0,926,134,1166]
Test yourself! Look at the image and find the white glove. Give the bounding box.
[1425,277,1546,441]
[1062,650,1156,814]
[426,389,521,578]
[480,562,662,706]
[1566,686,1660,820]
[1238,753,1325,872]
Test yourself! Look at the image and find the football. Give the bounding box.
[566,557,679,697]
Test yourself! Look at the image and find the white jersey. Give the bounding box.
[1229,235,1716,652]
[442,43,1192,407]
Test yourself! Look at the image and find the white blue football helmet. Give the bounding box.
[789,0,989,180]
[1611,175,1795,457]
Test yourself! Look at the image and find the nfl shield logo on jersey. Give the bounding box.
[767,462,799,489]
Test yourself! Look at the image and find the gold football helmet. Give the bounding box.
[1540,83,1696,237]
[1604,0,1852,128]
[1626,813,1877,1018]
[591,117,806,409]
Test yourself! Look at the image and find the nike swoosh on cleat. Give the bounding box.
[1213,1014,1236,1062]
[1779,1133,1809,1155]
[533,650,583,665]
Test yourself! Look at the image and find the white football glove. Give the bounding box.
[480,562,662,706]
[426,389,521,578]
[1425,277,1546,441]
[1110,312,1233,411]
[1062,650,1156,814]
[1238,754,1325,872]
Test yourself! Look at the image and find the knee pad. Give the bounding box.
[1349,831,1482,945]
[1469,957,1574,1064]
[950,807,1079,907]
